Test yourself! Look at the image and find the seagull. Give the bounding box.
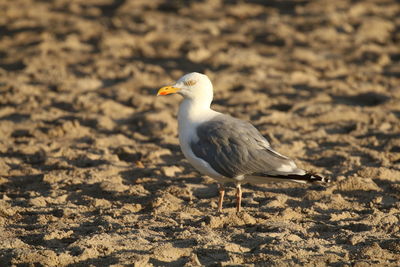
[157,72,328,212]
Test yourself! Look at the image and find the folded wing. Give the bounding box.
[190,115,307,180]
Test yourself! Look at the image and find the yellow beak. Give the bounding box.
[157,86,180,96]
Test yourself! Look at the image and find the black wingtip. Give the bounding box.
[266,172,331,184]
[305,172,331,184]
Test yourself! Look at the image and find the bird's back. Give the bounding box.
[190,114,305,180]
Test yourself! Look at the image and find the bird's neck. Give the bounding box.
[178,98,215,124]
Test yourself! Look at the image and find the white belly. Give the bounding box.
[177,101,232,183]
[179,128,231,182]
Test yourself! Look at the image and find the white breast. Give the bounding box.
[177,100,231,183]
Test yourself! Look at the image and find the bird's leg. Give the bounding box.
[218,184,225,212]
[235,183,242,212]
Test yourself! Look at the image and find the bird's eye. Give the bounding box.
[183,80,197,86]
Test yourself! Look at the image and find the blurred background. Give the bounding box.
[0,0,399,266]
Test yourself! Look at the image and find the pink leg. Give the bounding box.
[218,184,225,212]
[236,183,242,212]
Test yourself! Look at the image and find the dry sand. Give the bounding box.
[0,0,399,266]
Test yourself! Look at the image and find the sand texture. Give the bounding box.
[0,0,399,266]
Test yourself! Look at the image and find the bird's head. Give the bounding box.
[157,72,214,104]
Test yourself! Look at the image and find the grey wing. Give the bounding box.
[190,115,299,179]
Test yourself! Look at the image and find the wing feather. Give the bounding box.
[190,115,299,179]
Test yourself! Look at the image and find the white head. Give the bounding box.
[157,72,214,106]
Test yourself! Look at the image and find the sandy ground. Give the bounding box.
[0,0,399,266]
